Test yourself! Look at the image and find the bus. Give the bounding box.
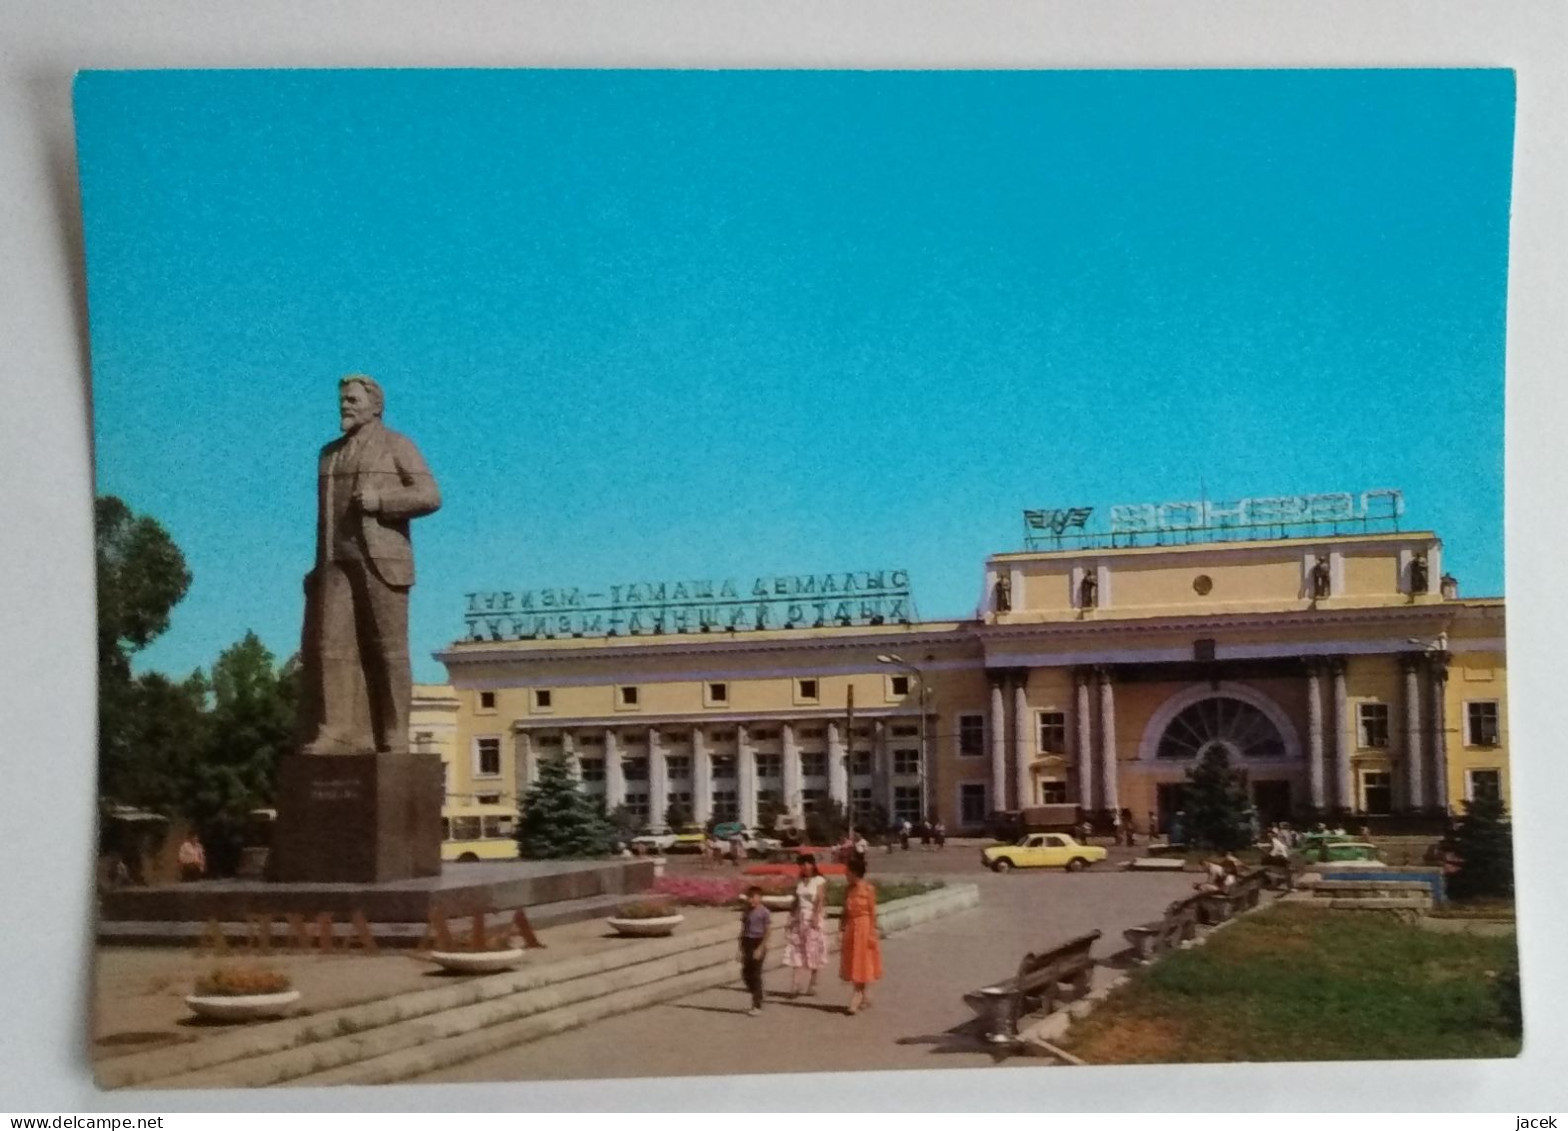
[441,803,519,862]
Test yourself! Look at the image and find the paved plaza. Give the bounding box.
[414,848,1194,1082]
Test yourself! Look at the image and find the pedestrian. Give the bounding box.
[898,819,911,851]
[1120,808,1135,847]
[737,885,771,1016]
[839,856,883,1015]
[1265,827,1293,890]
[784,853,828,997]
[178,832,206,882]
[934,820,946,849]
[852,832,870,870]
[919,820,931,850]
[730,834,746,867]
[1077,819,1093,845]
[1110,808,1123,846]
[1146,810,1158,842]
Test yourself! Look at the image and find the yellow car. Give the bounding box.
[982,833,1107,873]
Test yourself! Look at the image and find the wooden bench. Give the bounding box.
[963,929,1101,1043]
[1197,867,1270,924]
[1123,896,1202,963]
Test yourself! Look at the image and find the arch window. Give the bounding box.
[1156,696,1286,761]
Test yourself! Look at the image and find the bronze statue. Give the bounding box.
[298,375,441,755]
[1079,570,1099,609]
[1410,554,1429,595]
[994,574,1012,613]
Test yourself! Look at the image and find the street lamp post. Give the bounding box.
[877,654,930,828]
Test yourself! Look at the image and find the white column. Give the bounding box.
[781,721,802,824]
[649,727,668,828]
[1332,659,1353,811]
[737,724,757,827]
[1074,669,1094,811]
[989,676,1008,811]
[604,729,625,811]
[1307,662,1326,812]
[1403,656,1424,810]
[1430,657,1451,812]
[1012,677,1031,810]
[826,721,848,806]
[1098,668,1119,814]
[562,730,579,780]
[692,727,713,825]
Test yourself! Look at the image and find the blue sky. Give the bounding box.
[74,69,1515,684]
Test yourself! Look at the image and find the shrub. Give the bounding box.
[615,899,677,920]
[193,965,292,997]
[1443,796,1515,900]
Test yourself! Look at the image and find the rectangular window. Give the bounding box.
[478,690,496,711]
[622,758,649,782]
[796,678,819,703]
[1037,711,1067,754]
[801,752,828,778]
[623,794,650,822]
[802,788,827,813]
[959,783,989,825]
[850,751,873,777]
[849,788,874,822]
[705,681,728,706]
[451,816,482,841]
[851,726,870,739]
[667,790,693,811]
[618,685,640,708]
[755,753,782,778]
[532,688,553,712]
[892,748,920,776]
[1466,701,1500,747]
[710,729,736,743]
[1361,771,1393,815]
[475,737,501,778]
[711,754,736,780]
[712,791,739,821]
[623,730,648,746]
[536,734,562,749]
[890,724,919,739]
[756,789,783,809]
[665,755,692,779]
[578,733,605,747]
[482,814,514,839]
[888,675,911,698]
[751,728,779,741]
[476,793,501,806]
[578,758,605,783]
[1039,780,1068,805]
[958,714,985,757]
[1468,769,1502,803]
[893,786,922,823]
[1358,703,1391,749]
[799,727,825,740]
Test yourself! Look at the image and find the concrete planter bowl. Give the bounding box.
[427,949,526,975]
[606,913,685,938]
[184,990,301,1022]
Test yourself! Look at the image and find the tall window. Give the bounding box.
[623,758,649,782]
[892,749,920,776]
[623,794,650,822]
[475,737,501,777]
[1468,769,1502,802]
[1361,771,1392,815]
[711,755,736,780]
[712,790,739,821]
[578,758,605,783]
[802,788,827,814]
[1039,780,1068,804]
[958,714,985,757]
[850,751,873,777]
[1357,703,1390,749]
[849,788,874,823]
[665,755,692,779]
[1037,711,1067,754]
[893,786,922,823]
[959,783,989,825]
[755,753,782,778]
[1466,702,1500,747]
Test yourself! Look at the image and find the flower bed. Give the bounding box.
[193,965,292,997]
[743,862,848,877]
[647,874,797,907]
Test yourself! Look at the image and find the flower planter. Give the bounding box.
[606,913,685,937]
[427,948,526,974]
[184,990,300,1022]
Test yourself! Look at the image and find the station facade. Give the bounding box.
[421,517,1509,838]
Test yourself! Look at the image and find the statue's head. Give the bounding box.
[338,374,384,433]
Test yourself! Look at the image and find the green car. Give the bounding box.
[1300,835,1381,863]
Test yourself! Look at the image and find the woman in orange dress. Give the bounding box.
[838,855,883,1015]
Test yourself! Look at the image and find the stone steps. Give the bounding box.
[106,881,978,1090]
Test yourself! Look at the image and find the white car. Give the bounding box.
[629,828,678,853]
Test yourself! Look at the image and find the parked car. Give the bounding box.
[982,833,1107,873]
[669,825,708,853]
[710,822,782,854]
[629,828,679,853]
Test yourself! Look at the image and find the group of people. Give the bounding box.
[736,852,883,1018]
[696,833,750,868]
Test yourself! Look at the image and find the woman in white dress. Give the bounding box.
[783,853,828,997]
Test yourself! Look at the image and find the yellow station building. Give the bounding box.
[419,492,1509,842]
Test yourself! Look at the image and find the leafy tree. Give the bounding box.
[664,800,693,830]
[1443,795,1515,900]
[1182,745,1255,851]
[95,496,193,809]
[757,796,787,833]
[805,798,850,845]
[184,633,299,874]
[516,755,615,858]
[607,802,643,841]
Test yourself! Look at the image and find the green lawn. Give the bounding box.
[1063,904,1521,1064]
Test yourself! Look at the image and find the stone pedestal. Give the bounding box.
[271,752,443,883]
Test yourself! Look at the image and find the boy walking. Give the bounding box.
[738,885,771,1016]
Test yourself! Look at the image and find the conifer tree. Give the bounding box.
[516,754,616,859]
[1182,745,1255,851]
[1443,794,1514,900]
